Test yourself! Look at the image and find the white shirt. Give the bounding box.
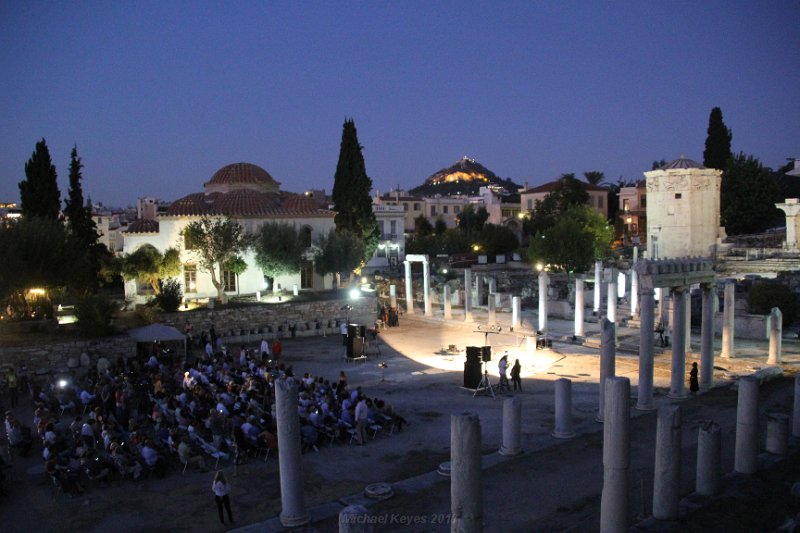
[260,339,270,355]
[498,358,508,377]
[212,480,230,497]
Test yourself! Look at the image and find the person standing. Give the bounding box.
[260,338,271,361]
[498,354,510,392]
[354,395,368,445]
[340,322,348,345]
[510,358,522,391]
[689,362,699,394]
[7,367,19,407]
[212,470,234,525]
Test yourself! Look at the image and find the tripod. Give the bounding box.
[473,363,496,399]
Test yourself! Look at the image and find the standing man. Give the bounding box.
[260,337,271,361]
[340,322,348,345]
[7,367,19,408]
[498,354,510,392]
[354,395,368,445]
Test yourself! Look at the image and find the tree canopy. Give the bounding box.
[120,245,182,295]
[583,170,606,186]
[315,228,366,286]
[253,222,305,279]
[181,217,250,303]
[456,204,489,234]
[703,107,732,171]
[331,119,379,265]
[721,153,783,235]
[19,139,61,220]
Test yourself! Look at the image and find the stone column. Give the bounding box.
[339,505,370,533]
[660,288,671,339]
[464,268,474,323]
[404,260,414,315]
[633,246,638,263]
[636,288,656,411]
[607,276,617,324]
[594,260,603,313]
[487,295,496,325]
[684,289,692,354]
[597,319,616,422]
[652,405,682,521]
[443,285,452,320]
[552,378,575,438]
[275,378,310,527]
[668,288,687,399]
[700,284,715,389]
[766,412,789,456]
[720,281,735,358]
[499,397,522,456]
[617,271,626,300]
[630,270,638,318]
[734,376,759,474]
[389,284,397,309]
[600,376,631,533]
[422,260,432,317]
[487,277,496,295]
[511,296,521,330]
[451,411,482,533]
[696,420,721,497]
[574,277,585,337]
[794,376,800,438]
[776,198,800,249]
[475,274,484,307]
[768,307,782,365]
[538,271,549,333]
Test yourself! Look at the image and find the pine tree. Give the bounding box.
[703,107,732,171]
[19,138,61,219]
[64,146,99,247]
[331,119,379,264]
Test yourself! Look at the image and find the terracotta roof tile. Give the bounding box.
[123,218,160,234]
[165,190,335,218]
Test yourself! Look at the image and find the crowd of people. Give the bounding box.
[2,334,407,499]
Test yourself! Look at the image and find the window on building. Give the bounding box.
[598,195,604,208]
[184,232,197,250]
[641,195,647,208]
[622,199,630,211]
[675,193,682,199]
[413,203,420,211]
[184,265,197,293]
[299,226,312,247]
[376,245,386,257]
[527,199,533,210]
[300,261,313,289]
[389,220,397,236]
[443,205,448,214]
[403,203,408,211]
[454,205,460,214]
[222,270,236,292]
[431,206,437,216]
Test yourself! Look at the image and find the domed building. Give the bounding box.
[123,162,336,303]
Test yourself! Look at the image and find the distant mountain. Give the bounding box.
[409,157,521,197]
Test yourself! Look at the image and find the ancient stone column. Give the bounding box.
[700,284,715,389]
[499,397,522,456]
[464,268,474,323]
[734,376,759,474]
[600,376,631,533]
[339,504,370,533]
[633,246,638,263]
[607,277,617,324]
[574,277,585,337]
[275,378,310,527]
[768,307,783,365]
[720,281,735,358]
[696,420,721,497]
[511,296,521,330]
[423,259,432,317]
[594,260,603,313]
[389,284,397,309]
[630,270,638,318]
[794,375,800,438]
[475,274,484,307]
[668,288,687,399]
[451,411,483,533]
[660,288,671,339]
[487,295,496,325]
[766,412,789,456]
[538,271,549,333]
[776,198,800,249]
[617,271,626,300]
[487,277,496,295]
[653,405,682,521]
[636,288,656,411]
[443,285,452,320]
[552,378,575,438]
[684,289,692,354]
[597,319,616,422]
[404,260,414,315]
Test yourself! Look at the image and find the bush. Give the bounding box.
[155,279,183,313]
[74,295,116,337]
[747,280,798,326]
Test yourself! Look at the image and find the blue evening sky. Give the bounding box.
[1,1,798,207]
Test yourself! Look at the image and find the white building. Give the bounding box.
[122,162,336,304]
[92,210,125,254]
[644,156,724,259]
[365,204,406,273]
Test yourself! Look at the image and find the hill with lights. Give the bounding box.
[409,157,521,197]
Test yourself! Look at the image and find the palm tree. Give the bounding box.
[583,171,606,186]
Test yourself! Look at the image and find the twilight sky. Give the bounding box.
[1,1,798,207]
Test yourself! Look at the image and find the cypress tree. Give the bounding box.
[331,119,379,263]
[19,138,61,220]
[64,146,99,245]
[703,107,732,171]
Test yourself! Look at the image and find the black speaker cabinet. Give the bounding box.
[466,346,482,364]
[463,361,482,389]
[481,346,492,362]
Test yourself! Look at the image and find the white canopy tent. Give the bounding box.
[127,323,187,362]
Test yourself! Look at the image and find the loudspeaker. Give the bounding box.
[359,325,367,339]
[466,346,482,364]
[347,324,358,338]
[481,346,492,362]
[463,361,482,389]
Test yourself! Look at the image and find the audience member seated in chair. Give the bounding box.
[178,438,208,473]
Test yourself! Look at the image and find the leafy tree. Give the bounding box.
[414,215,433,237]
[73,294,116,337]
[253,222,304,281]
[120,245,182,295]
[19,139,61,220]
[405,228,471,257]
[154,278,183,313]
[315,228,366,287]
[703,107,732,171]
[331,119,380,264]
[583,171,606,186]
[523,174,591,237]
[651,159,668,170]
[475,224,519,256]
[456,205,489,234]
[181,216,251,303]
[747,280,798,326]
[434,218,447,236]
[721,153,783,235]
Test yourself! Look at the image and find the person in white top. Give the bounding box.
[260,338,270,361]
[340,322,348,345]
[212,470,234,524]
